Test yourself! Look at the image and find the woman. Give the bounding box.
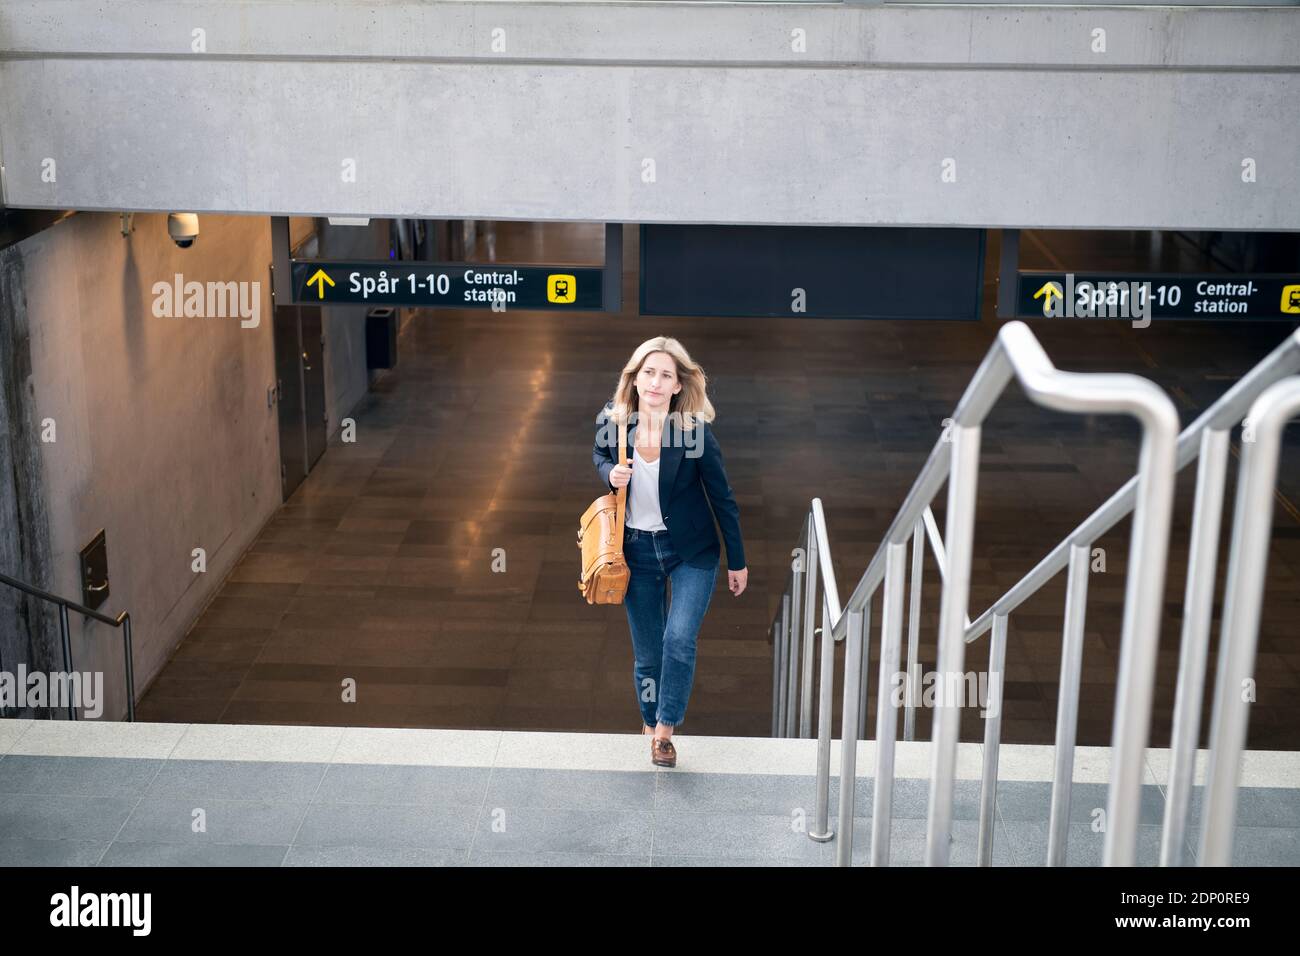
[592,336,748,768]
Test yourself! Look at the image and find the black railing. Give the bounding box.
[0,571,135,721]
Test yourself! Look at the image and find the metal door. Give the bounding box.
[273,303,308,499]
[298,305,328,469]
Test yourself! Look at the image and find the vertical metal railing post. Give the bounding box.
[784,586,799,738]
[872,541,908,866]
[1102,394,1179,867]
[122,615,136,722]
[810,592,835,842]
[835,606,866,866]
[1200,379,1300,865]
[59,604,76,721]
[857,599,872,748]
[800,515,819,738]
[778,593,791,736]
[789,551,804,739]
[904,519,924,742]
[1047,543,1092,865]
[926,424,982,866]
[977,614,1009,866]
[770,618,783,738]
[1162,428,1229,866]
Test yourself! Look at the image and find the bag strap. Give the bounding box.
[615,418,627,543]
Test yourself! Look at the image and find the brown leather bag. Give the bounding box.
[578,419,630,604]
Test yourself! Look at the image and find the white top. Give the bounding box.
[626,446,668,532]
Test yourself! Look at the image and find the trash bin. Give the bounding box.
[365,307,397,369]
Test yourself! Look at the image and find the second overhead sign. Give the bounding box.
[1016,272,1300,321]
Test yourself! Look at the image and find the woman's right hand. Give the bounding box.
[609,463,633,489]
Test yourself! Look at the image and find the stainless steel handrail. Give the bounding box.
[769,323,1299,866]
[769,320,1182,866]
[0,570,136,721]
[770,503,949,722]
[956,327,1300,865]
[966,328,1300,643]
[769,510,940,846]
[850,322,1180,867]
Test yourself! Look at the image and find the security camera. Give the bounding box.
[168,213,199,248]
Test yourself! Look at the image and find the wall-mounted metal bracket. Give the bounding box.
[79,529,110,611]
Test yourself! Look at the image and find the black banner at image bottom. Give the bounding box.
[0,866,1279,941]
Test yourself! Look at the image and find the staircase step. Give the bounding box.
[1,719,1296,866]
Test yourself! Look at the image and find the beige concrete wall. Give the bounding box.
[1,211,281,719]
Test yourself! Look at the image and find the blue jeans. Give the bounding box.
[622,526,719,728]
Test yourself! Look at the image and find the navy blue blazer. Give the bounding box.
[592,402,746,572]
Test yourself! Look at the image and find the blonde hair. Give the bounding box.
[606,336,715,431]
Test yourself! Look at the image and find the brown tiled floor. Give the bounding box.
[137,224,1300,748]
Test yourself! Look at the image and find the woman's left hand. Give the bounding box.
[728,567,748,596]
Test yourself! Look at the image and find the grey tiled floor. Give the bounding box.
[0,754,1296,866]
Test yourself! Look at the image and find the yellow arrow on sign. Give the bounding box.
[1033,281,1064,316]
[306,268,336,299]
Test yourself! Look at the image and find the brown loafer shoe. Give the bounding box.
[651,736,677,768]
